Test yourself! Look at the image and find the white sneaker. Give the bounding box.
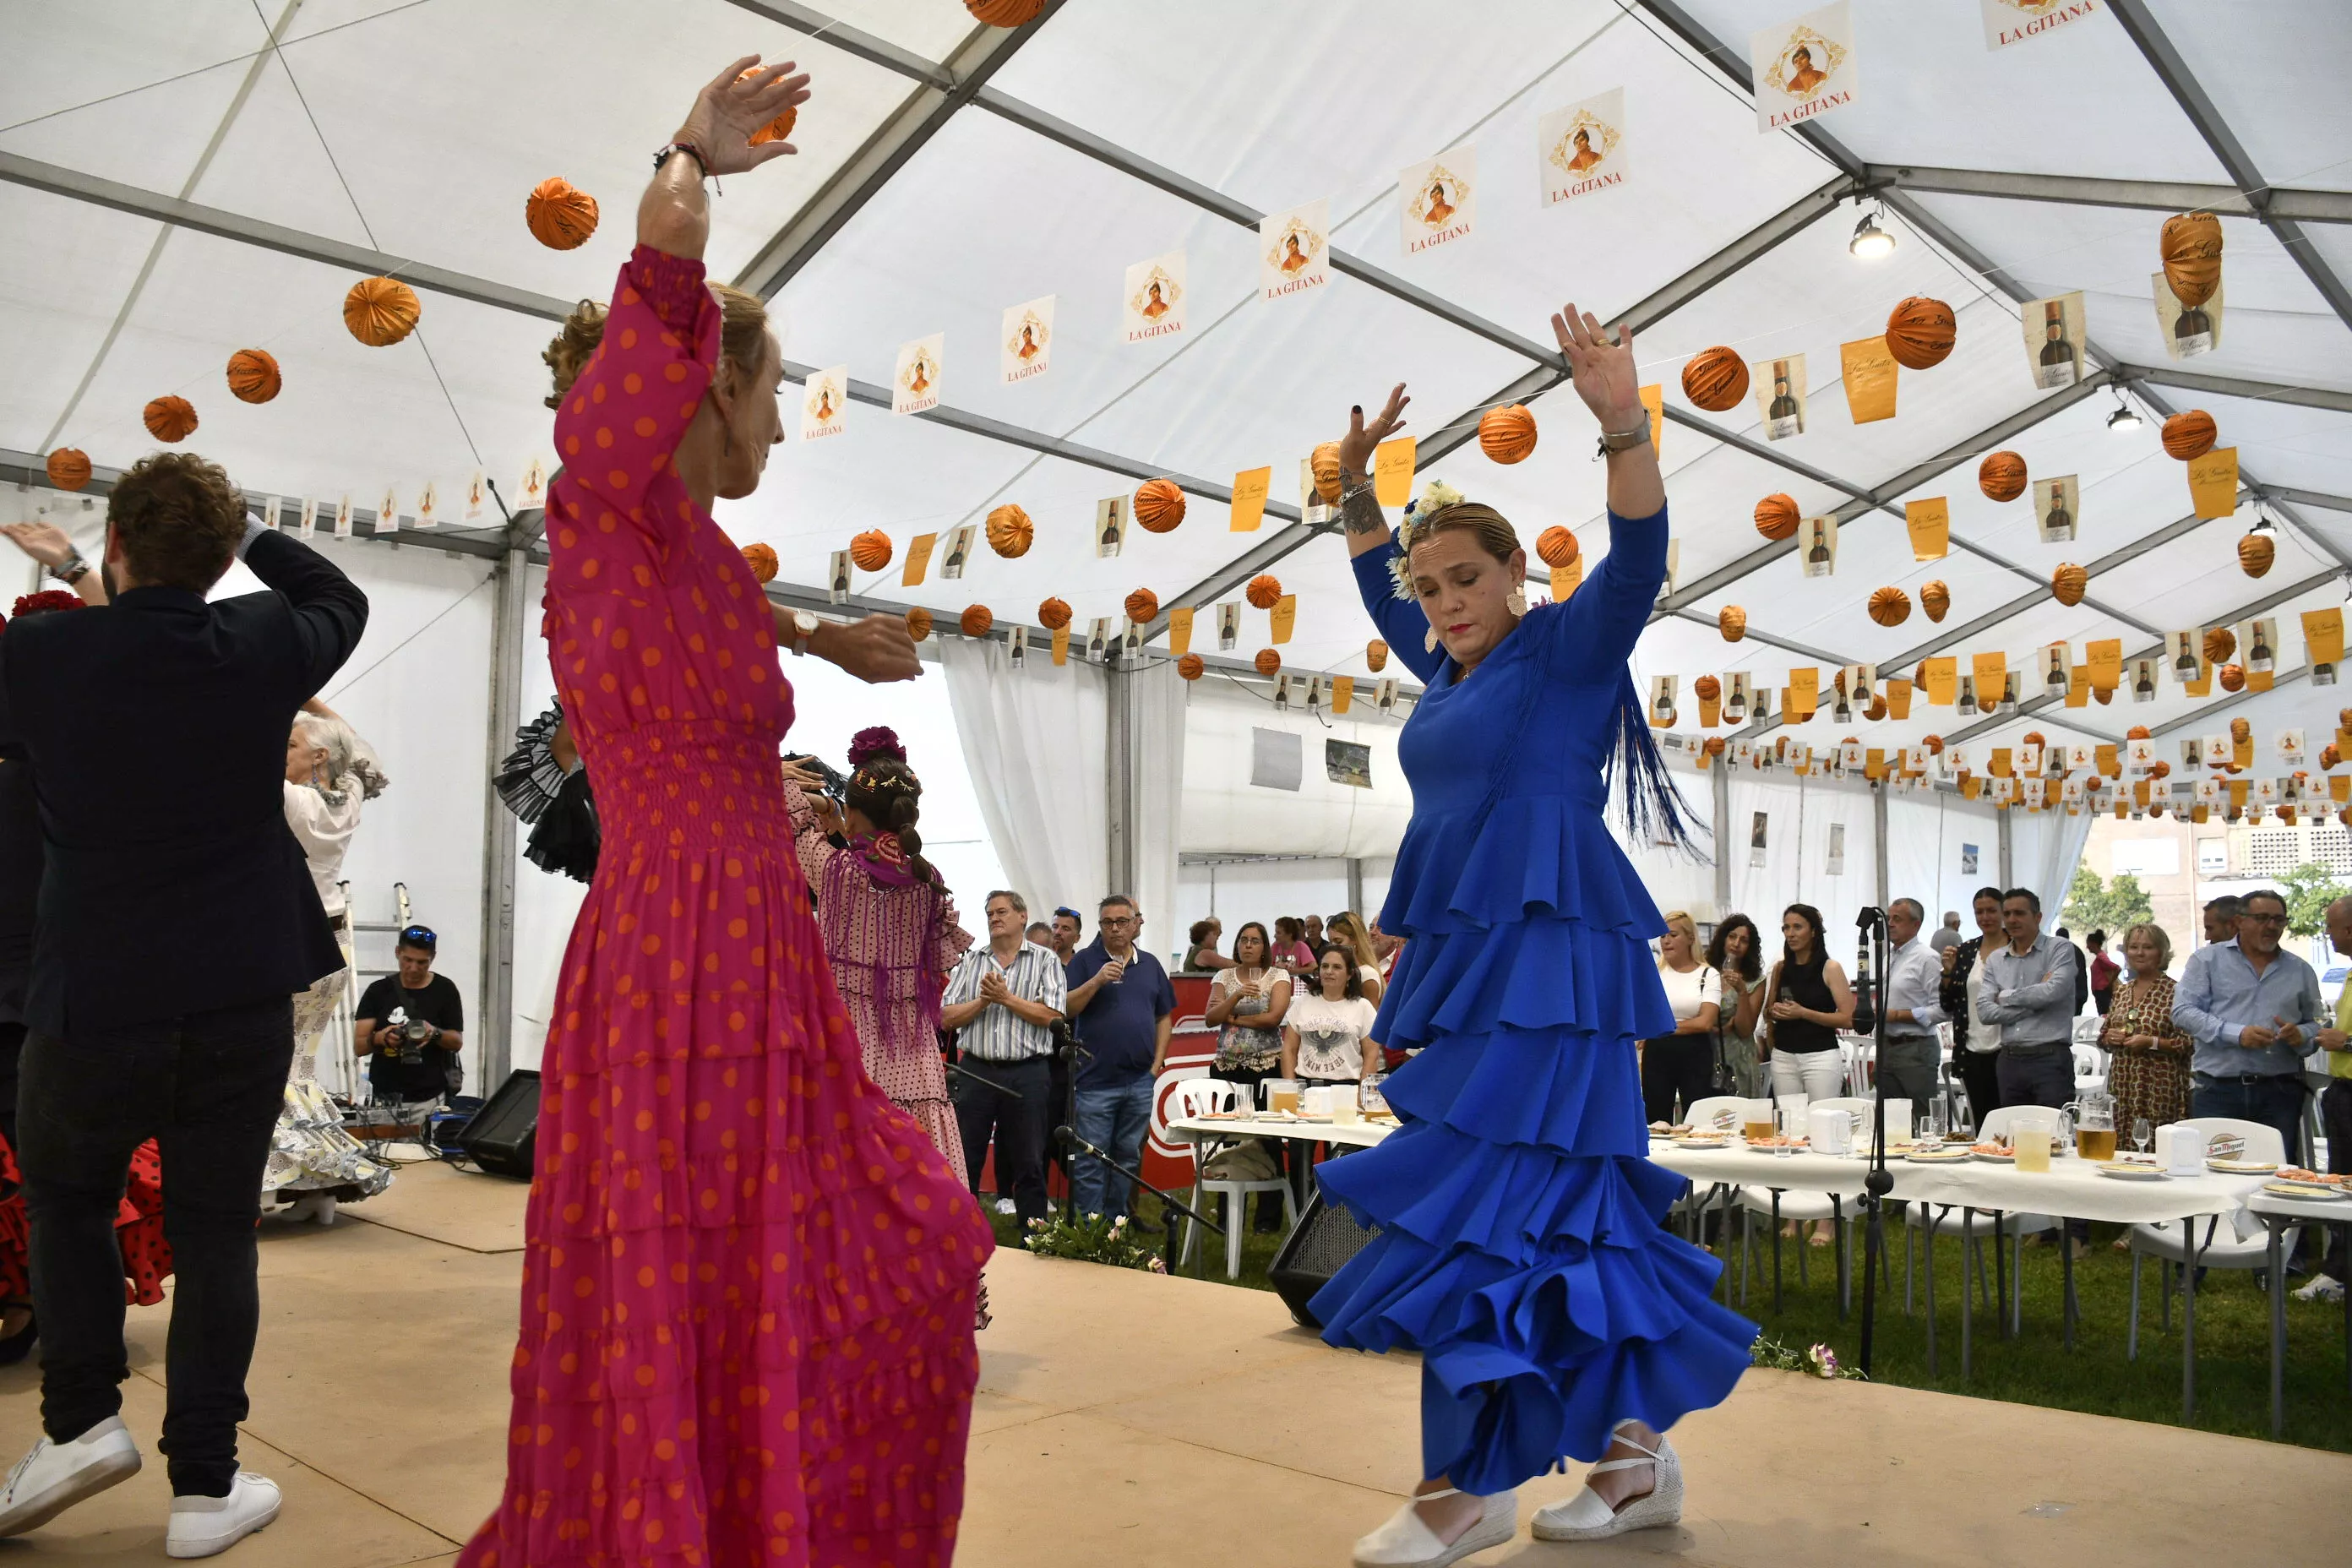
[1531,1428,1684,1541]
[166,1473,281,1559]
[0,1414,144,1537]
[2294,1275,2345,1304]
[1352,1487,1516,1567]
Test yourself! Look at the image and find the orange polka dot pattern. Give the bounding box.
[456,246,994,1568]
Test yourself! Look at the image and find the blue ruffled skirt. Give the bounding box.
[1310,801,1755,1494]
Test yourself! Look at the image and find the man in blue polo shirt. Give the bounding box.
[1064,894,1175,1223]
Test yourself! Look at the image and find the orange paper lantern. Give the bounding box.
[1681,346,1748,412]
[1367,640,1389,672]
[1124,588,1159,624]
[2127,725,2152,740]
[2219,663,2246,693]
[2322,743,2342,770]
[2239,533,2274,578]
[1920,580,1951,623]
[905,607,933,641]
[2162,410,2216,460]
[1310,443,1345,503]
[1885,297,1957,370]
[2052,563,2087,606]
[2204,627,2236,663]
[2093,685,2114,705]
[2161,211,2224,308]
[1178,653,1205,680]
[740,542,778,583]
[1478,405,1538,464]
[965,0,1045,26]
[1037,596,1071,630]
[1754,493,1799,541]
[1979,450,2028,503]
[1134,477,1185,532]
[1924,735,1945,754]
[1536,526,1579,568]
[2230,716,2252,743]
[525,177,600,250]
[1869,586,1911,627]
[226,347,280,404]
[961,605,994,639]
[1866,696,1889,721]
[2149,760,2171,780]
[1703,738,1726,758]
[1246,574,1283,610]
[986,504,1033,558]
[1718,606,1747,642]
[1255,648,1282,677]
[733,68,800,146]
[344,276,420,346]
[43,449,90,491]
[143,395,198,443]
[849,530,892,573]
[1695,675,1722,702]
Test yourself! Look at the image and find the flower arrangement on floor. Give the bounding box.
[1024,1211,1168,1273]
[1750,1334,1867,1380]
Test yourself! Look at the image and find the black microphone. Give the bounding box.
[1053,1124,1075,1152]
[1851,909,1879,1037]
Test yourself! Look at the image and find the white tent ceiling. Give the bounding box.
[6,0,2351,773]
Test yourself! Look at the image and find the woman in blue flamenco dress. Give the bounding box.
[1311,305,1755,1566]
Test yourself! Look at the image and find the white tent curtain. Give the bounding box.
[941,640,1110,924]
[2009,804,2099,933]
[1129,660,1187,960]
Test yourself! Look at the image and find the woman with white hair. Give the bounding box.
[263,698,393,1220]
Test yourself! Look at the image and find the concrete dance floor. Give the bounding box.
[0,1160,2341,1565]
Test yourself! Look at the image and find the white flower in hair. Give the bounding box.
[1391,478,1470,600]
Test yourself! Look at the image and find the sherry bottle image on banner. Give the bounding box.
[2042,482,2072,542]
[1805,520,1831,575]
[2249,622,2273,673]
[2173,299,2214,357]
[2036,300,2077,389]
[2046,650,2066,693]
[1765,359,1803,440]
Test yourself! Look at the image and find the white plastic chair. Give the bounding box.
[2126,1117,2302,1359]
[1904,1105,2060,1329]
[1841,1039,1874,1098]
[1669,1093,1750,1228]
[1172,1079,1295,1278]
[1734,1096,1871,1313]
[2071,1043,2108,1097]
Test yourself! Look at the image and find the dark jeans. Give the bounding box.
[1072,1077,1154,1221]
[2000,1044,2087,1241]
[2317,1079,2352,1284]
[954,1055,1051,1231]
[19,996,293,1496]
[1639,1034,1714,1125]
[1876,1035,1941,1114]
[1955,1047,2002,1130]
[2191,1072,2309,1168]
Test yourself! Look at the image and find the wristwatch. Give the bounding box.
[1595,422,1652,457]
[46,553,90,585]
[787,608,821,656]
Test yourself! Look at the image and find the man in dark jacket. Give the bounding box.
[0,453,366,1557]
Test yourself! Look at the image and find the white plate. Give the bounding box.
[2263,1181,2349,1200]
[1670,1138,1731,1150]
[1905,1149,1973,1163]
[2098,1164,2169,1180]
[2208,1158,2280,1174]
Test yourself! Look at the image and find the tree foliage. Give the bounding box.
[2278,862,2349,939]
[2061,867,2153,938]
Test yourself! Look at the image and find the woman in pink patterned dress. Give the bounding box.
[459,58,992,1568]
[787,727,971,1164]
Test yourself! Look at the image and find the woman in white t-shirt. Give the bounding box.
[1283,945,1382,1086]
[1639,910,1722,1126]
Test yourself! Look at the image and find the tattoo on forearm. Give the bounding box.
[1339,486,1386,536]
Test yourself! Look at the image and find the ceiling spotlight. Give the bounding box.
[1848,210,1896,260]
[2106,398,2142,433]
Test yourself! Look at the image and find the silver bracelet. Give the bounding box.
[46,553,89,584]
[1337,483,1386,536]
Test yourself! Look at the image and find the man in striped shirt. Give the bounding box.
[943,890,1067,1231]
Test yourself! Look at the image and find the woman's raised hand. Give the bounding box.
[1551,304,1642,429]
[678,56,812,175]
[811,613,923,685]
[1337,384,1410,479]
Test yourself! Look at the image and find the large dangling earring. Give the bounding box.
[1507,581,1529,617]
[1424,624,1441,654]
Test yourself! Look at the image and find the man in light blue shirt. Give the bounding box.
[2171,888,2322,1162]
[1974,887,2081,1109]
[1878,899,1946,1111]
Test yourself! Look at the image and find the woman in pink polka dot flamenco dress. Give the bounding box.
[458,59,992,1568]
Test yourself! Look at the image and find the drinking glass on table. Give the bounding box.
[2012,1114,2055,1173]
[1743,1097,1776,1143]
[1926,1101,1950,1144]
[2132,1116,2153,1157]
[1774,1106,1803,1157]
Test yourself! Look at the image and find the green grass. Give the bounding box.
[984,1188,2352,1453]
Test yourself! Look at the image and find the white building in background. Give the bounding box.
[2082,811,2352,973]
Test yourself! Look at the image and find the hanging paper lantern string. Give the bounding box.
[226,348,280,404]
[2162,212,2224,308]
[2162,410,2216,460]
[1037,596,1071,630]
[961,605,994,639]
[1718,606,1746,641]
[2051,564,2087,606]
[850,530,892,572]
[1245,574,1283,610]
[44,449,91,491]
[1134,477,1185,532]
[906,607,933,641]
[525,177,601,250]
[1694,676,1721,703]
[1536,526,1578,567]
[1754,493,1799,541]
[1178,653,1205,680]
[345,277,421,346]
[1309,444,1344,503]
[1366,640,1389,672]
[1254,649,1282,676]
[733,68,800,145]
[986,504,1032,558]
[1884,297,1957,370]
[2203,626,2235,663]
[1920,581,1950,623]
[740,542,778,583]
[2238,533,2274,577]
[964,0,1045,27]
[144,396,198,443]
[1681,346,1748,412]
[1124,588,1159,623]
[1869,585,1910,626]
[1478,405,1538,463]
[1979,450,2028,503]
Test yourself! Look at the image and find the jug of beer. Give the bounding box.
[2064,1086,2116,1162]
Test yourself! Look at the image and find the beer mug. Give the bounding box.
[2066,1087,2115,1162]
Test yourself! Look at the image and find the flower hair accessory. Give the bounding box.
[847,726,906,765]
[1390,477,1468,601]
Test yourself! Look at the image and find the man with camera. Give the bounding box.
[353,927,465,1106]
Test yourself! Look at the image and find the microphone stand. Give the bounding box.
[1054,1123,1224,1276]
[944,1059,1022,1101]
[1854,903,1893,1377]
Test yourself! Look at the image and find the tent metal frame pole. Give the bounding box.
[1862,163,2352,225]
[2107,0,2352,335]
[2120,365,2352,416]
[1712,761,1732,917]
[1873,781,1890,913]
[1997,805,2013,890]
[479,525,532,1092]
[1106,667,1134,899]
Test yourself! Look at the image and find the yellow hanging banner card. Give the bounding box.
[1840,335,1900,425]
[1972,651,2008,699]
[1168,606,1194,657]
[1886,677,1914,719]
[2187,446,2240,520]
[1549,558,1582,602]
[1788,666,1819,716]
[1904,497,1948,561]
[1270,595,1297,645]
[2303,607,2345,667]
[1638,383,1664,455]
[1230,466,1271,532]
[1331,675,1354,714]
[1050,626,1070,666]
[1922,657,1957,705]
[1373,438,1416,507]
[2066,667,2090,707]
[2085,637,2123,691]
[901,532,937,587]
